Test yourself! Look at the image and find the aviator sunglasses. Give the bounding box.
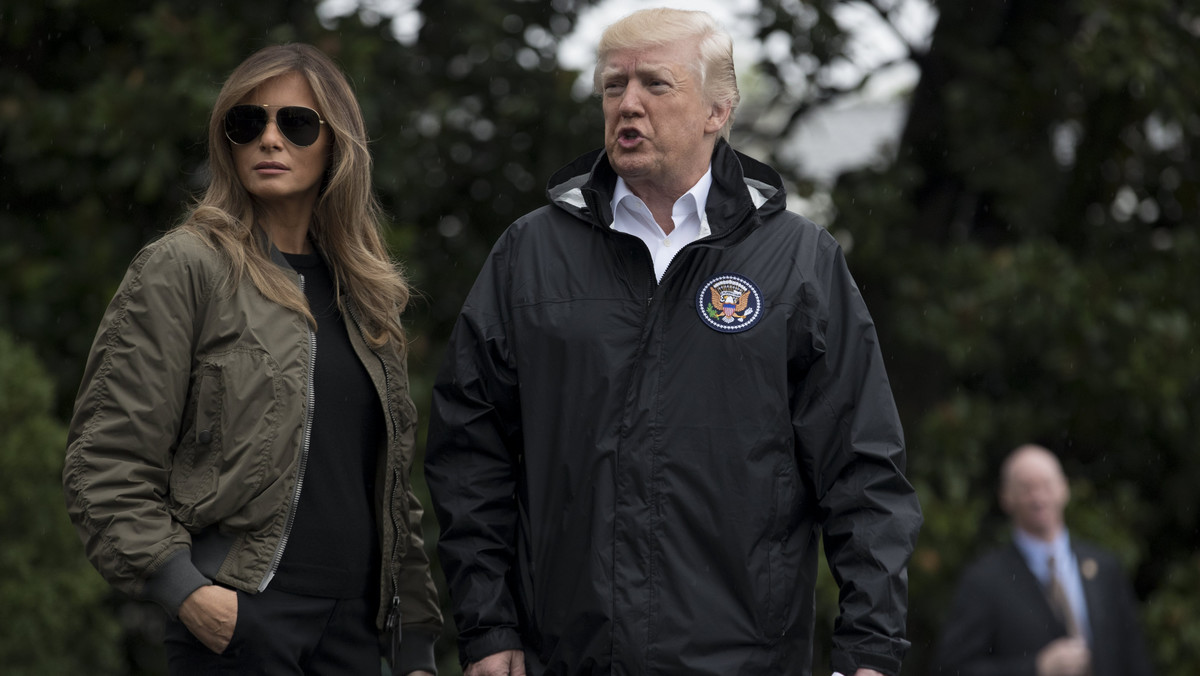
[223,104,326,147]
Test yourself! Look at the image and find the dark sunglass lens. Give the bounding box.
[224,105,268,144]
[277,107,322,147]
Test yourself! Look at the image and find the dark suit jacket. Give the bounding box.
[931,539,1153,676]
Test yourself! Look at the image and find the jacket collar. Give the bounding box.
[546,139,788,238]
[255,225,327,276]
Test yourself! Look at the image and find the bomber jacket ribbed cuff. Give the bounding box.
[143,548,212,617]
[395,627,439,675]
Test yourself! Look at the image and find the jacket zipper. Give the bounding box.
[384,466,402,652]
[346,305,403,630]
[656,219,742,290]
[601,207,748,665]
[605,208,744,308]
[258,273,317,591]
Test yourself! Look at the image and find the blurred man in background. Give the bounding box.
[932,444,1153,676]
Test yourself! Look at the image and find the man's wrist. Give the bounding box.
[460,627,523,667]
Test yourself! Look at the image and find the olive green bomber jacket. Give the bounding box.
[63,228,441,661]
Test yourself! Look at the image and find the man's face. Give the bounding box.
[599,41,726,195]
[1000,449,1070,540]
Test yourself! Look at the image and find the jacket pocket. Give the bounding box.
[170,348,284,527]
[763,466,798,639]
[170,363,224,521]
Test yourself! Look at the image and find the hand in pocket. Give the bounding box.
[179,585,239,654]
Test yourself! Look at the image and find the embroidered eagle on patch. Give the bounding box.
[696,273,764,333]
[710,286,752,320]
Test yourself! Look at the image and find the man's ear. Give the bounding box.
[705,101,732,135]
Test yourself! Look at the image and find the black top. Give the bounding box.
[274,250,382,600]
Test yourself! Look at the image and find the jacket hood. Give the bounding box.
[546,138,789,237]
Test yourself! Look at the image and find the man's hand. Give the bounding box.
[465,649,526,676]
[1036,637,1092,676]
[178,585,238,654]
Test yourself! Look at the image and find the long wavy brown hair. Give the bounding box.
[181,43,408,348]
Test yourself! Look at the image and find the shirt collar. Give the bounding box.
[610,167,713,238]
[1013,528,1072,580]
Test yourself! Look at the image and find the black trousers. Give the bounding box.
[165,587,382,676]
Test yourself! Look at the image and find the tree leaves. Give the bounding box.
[3,0,1198,673]
[0,331,125,675]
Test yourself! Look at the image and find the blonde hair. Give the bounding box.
[182,43,408,348]
[593,8,740,140]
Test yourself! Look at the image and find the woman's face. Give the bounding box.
[230,72,331,212]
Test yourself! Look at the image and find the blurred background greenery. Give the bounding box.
[2,0,1197,674]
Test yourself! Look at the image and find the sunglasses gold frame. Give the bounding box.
[223,104,327,147]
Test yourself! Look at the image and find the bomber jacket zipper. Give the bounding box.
[258,273,317,591]
[384,466,402,650]
[346,304,403,630]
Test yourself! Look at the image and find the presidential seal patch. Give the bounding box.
[696,273,764,333]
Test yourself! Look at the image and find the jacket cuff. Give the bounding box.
[143,548,211,617]
[831,649,903,676]
[395,627,439,675]
[461,626,523,668]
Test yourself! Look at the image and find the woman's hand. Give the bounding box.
[178,585,239,654]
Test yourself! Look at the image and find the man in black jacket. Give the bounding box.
[932,445,1153,676]
[425,8,922,676]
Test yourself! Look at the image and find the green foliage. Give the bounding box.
[352,0,606,364]
[0,330,124,674]
[3,0,1199,674]
[1144,554,1200,676]
[815,2,1200,672]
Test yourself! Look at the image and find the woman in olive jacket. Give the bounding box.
[63,44,441,675]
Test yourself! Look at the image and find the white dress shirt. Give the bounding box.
[610,168,713,282]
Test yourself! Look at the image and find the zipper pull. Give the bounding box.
[386,595,402,667]
[385,595,401,630]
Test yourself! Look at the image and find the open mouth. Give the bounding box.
[617,129,642,147]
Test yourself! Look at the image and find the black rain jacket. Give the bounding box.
[426,140,922,676]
